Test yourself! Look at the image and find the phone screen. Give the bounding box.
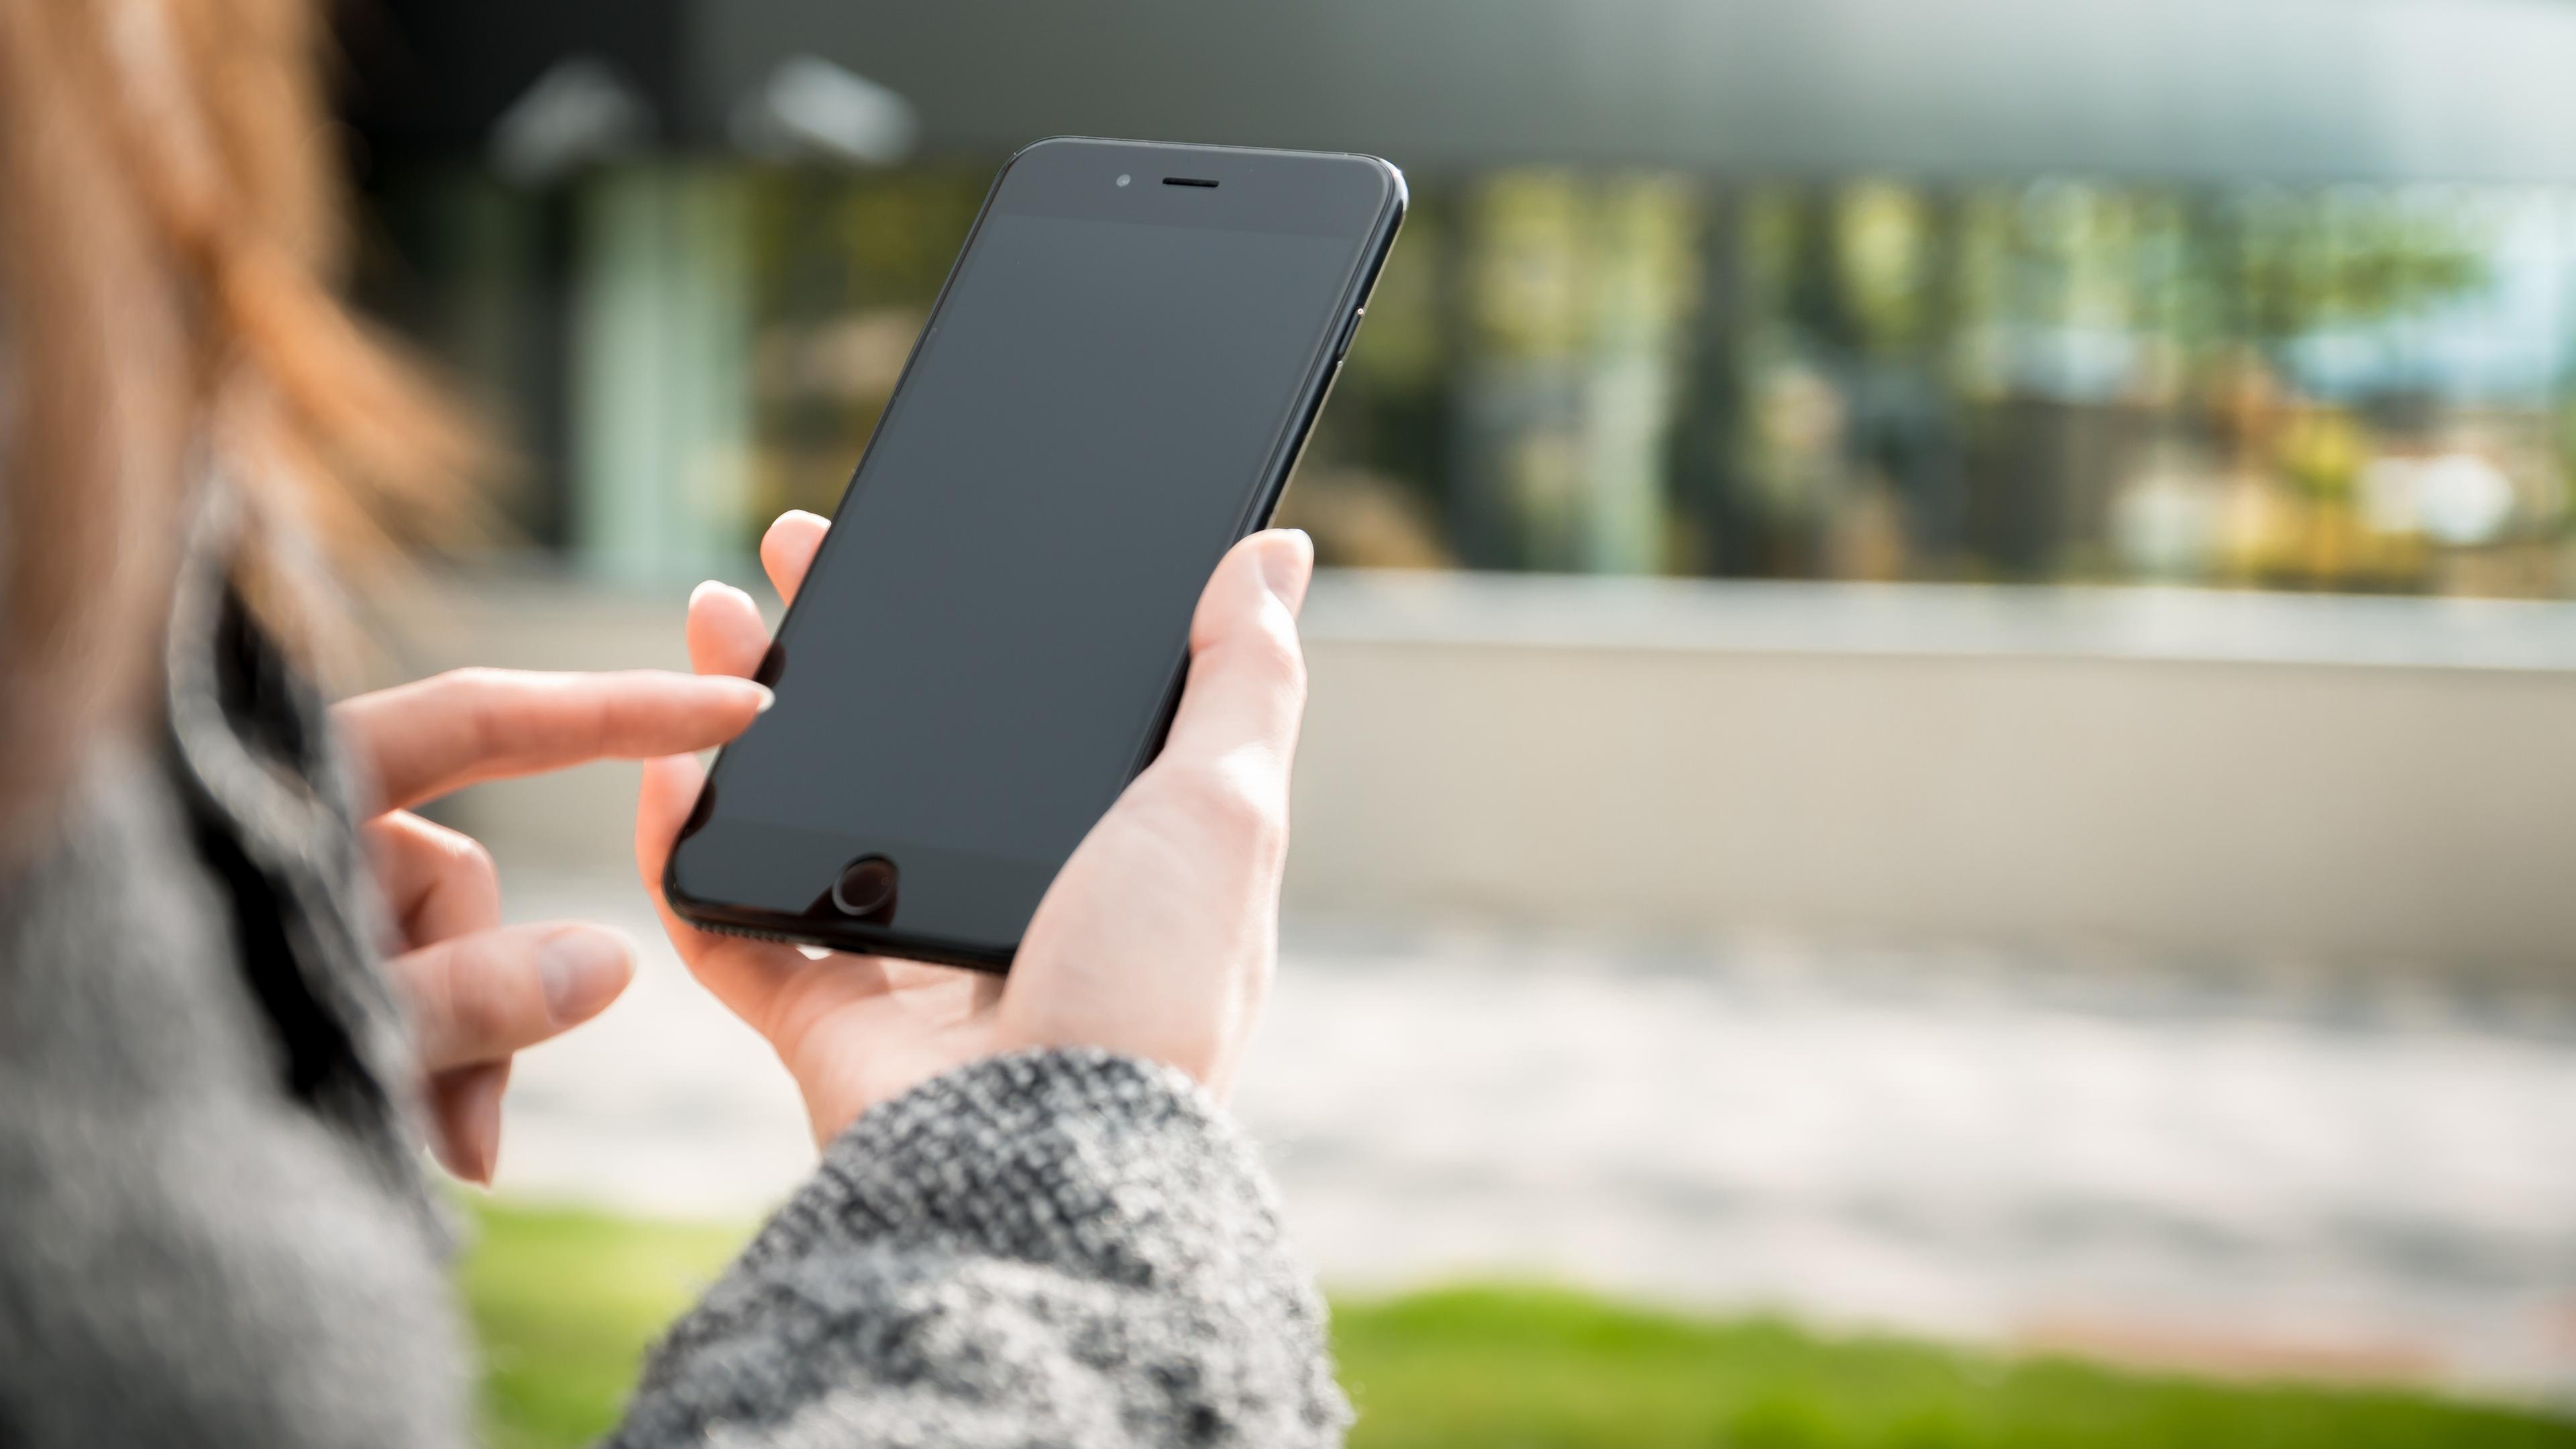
[670,142,1396,962]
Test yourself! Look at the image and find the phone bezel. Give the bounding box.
[663,136,1407,973]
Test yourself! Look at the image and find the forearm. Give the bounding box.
[607,1048,1348,1449]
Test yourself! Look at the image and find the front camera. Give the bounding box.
[1116,174,1131,187]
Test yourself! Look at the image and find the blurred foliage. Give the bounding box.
[464,1202,2575,1449]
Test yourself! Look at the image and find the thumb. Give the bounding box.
[1160,529,1313,780]
[392,922,636,1073]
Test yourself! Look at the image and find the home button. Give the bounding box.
[830,855,899,918]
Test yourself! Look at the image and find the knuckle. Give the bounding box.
[1240,619,1307,687]
[1175,753,1287,850]
[446,834,498,894]
[431,822,494,872]
[439,938,529,1049]
[389,813,500,913]
[435,667,512,760]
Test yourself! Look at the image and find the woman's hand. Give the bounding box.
[636,512,1313,1145]
[335,668,771,1181]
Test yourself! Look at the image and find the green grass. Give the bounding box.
[1331,1287,2575,1449]
[462,1202,2576,1449]
[460,1203,745,1449]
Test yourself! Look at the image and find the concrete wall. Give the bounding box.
[392,569,2576,974]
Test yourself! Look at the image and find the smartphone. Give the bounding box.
[664,137,1405,972]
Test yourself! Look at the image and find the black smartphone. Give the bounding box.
[665,137,1405,972]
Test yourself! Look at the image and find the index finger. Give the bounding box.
[338,668,772,811]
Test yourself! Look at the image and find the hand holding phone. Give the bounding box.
[660,140,1400,969]
[635,515,1313,1142]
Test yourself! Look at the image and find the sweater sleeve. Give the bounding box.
[603,1048,1352,1449]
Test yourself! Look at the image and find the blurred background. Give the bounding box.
[333,1,2576,1443]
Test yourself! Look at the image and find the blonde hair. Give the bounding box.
[0,0,474,857]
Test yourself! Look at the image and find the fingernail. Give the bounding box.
[462,1066,506,1185]
[1259,530,1314,616]
[688,578,725,607]
[750,682,776,713]
[539,929,633,1025]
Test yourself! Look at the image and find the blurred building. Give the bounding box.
[345,0,2576,595]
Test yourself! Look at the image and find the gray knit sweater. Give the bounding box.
[0,517,1348,1447]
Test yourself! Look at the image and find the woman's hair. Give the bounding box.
[0,0,472,858]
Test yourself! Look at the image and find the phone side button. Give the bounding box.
[1333,307,1365,361]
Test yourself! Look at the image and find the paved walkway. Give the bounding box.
[491,873,2576,1402]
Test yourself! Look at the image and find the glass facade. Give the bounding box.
[360,161,2576,596]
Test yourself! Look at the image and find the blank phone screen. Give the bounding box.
[673,150,1380,957]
